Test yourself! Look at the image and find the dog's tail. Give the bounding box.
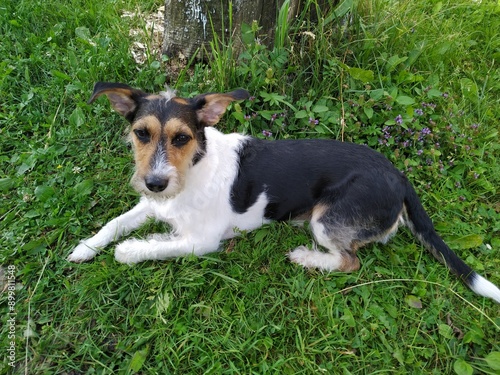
[403,178,500,303]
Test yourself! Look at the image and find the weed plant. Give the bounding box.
[1,0,499,374]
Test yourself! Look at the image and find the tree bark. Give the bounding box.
[162,0,298,61]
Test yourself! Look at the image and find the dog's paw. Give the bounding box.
[287,246,312,268]
[114,239,147,264]
[67,243,98,263]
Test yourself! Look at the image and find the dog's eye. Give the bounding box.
[172,134,191,147]
[133,128,150,143]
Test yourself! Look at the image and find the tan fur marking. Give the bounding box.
[338,252,361,272]
[130,115,162,180]
[163,118,198,178]
[172,97,189,105]
[311,204,328,222]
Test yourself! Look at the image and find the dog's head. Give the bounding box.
[88,82,249,198]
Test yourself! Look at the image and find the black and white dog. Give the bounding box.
[68,82,500,304]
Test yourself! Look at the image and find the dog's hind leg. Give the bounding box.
[288,204,361,272]
[288,172,405,273]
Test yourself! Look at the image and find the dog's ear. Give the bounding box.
[192,89,250,126]
[88,82,148,122]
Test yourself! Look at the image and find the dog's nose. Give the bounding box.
[145,176,168,192]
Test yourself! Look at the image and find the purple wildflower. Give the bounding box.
[262,130,272,137]
[474,173,480,179]
[417,149,423,156]
[308,117,319,125]
[421,127,432,136]
[442,92,449,98]
[414,108,424,116]
[244,114,251,120]
[395,114,403,125]
[271,113,278,121]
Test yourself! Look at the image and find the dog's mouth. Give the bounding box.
[131,170,181,199]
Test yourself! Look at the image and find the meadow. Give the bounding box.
[0,0,499,373]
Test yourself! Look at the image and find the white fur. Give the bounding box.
[68,127,269,264]
[288,245,344,271]
[469,274,500,304]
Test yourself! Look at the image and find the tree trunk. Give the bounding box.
[162,0,299,61]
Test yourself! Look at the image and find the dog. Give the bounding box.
[68,82,500,304]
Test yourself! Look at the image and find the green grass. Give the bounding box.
[1,0,500,374]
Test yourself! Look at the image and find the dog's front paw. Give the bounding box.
[67,242,98,263]
[115,239,147,264]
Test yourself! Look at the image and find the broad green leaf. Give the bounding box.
[427,88,442,98]
[34,185,56,202]
[386,55,408,73]
[240,22,255,46]
[254,228,269,244]
[69,107,85,128]
[485,352,500,370]
[449,234,483,250]
[128,346,149,373]
[395,95,415,105]
[369,89,384,100]
[341,308,356,328]
[393,348,404,365]
[460,78,478,102]
[347,67,374,83]
[0,178,14,192]
[363,107,374,119]
[438,323,453,339]
[73,179,93,196]
[433,1,443,14]
[405,295,422,309]
[51,70,72,81]
[312,104,329,113]
[75,26,91,42]
[295,110,309,119]
[453,359,473,375]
